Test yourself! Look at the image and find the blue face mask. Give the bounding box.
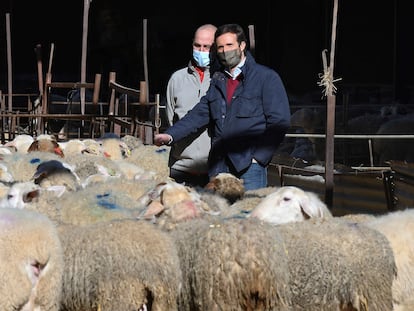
[193,50,210,67]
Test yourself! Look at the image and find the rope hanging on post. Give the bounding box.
[317,49,342,97]
[317,0,342,97]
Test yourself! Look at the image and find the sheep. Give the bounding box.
[229,186,278,213]
[0,162,14,183]
[121,134,144,150]
[61,152,121,186]
[137,181,275,228]
[2,151,63,182]
[362,209,414,311]
[126,144,171,181]
[168,217,292,311]
[4,134,34,153]
[0,182,9,198]
[168,214,395,311]
[249,185,333,225]
[0,144,14,155]
[57,218,182,311]
[372,114,414,165]
[0,181,40,209]
[240,185,410,310]
[32,159,81,192]
[100,135,131,160]
[276,217,396,310]
[58,138,87,156]
[339,212,377,223]
[27,134,64,157]
[137,180,210,230]
[27,180,145,226]
[0,207,63,310]
[204,172,245,204]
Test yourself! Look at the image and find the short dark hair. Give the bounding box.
[215,23,247,46]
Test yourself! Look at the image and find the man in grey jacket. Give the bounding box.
[156,24,290,190]
[165,24,217,187]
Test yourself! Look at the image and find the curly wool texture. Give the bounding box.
[277,217,396,311]
[363,209,414,310]
[44,183,143,226]
[63,153,120,182]
[204,173,245,203]
[121,134,144,151]
[57,219,182,311]
[2,151,62,182]
[0,208,63,311]
[230,186,279,213]
[126,144,170,181]
[169,218,292,311]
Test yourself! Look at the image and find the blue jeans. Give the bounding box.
[238,162,268,191]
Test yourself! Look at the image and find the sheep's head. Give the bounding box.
[0,181,40,209]
[28,135,64,157]
[250,186,329,225]
[205,172,245,203]
[138,181,203,227]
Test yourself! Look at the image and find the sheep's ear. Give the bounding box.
[299,192,325,218]
[27,140,39,152]
[23,189,40,203]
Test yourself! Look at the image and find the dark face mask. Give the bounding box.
[217,48,242,69]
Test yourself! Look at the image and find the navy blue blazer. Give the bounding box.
[166,51,291,177]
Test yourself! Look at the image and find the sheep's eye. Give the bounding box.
[283,197,291,202]
[7,194,13,200]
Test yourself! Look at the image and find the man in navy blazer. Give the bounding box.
[155,23,291,190]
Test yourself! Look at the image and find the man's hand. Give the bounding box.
[154,134,173,146]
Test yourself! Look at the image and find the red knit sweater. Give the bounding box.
[226,77,240,104]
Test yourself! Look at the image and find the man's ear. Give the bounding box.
[240,41,246,52]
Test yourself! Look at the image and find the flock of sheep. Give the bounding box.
[1,133,414,311]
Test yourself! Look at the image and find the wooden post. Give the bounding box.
[323,0,340,208]
[142,19,149,103]
[6,13,12,114]
[154,93,160,135]
[325,94,336,207]
[35,44,44,98]
[248,24,255,57]
[80,0,91,117]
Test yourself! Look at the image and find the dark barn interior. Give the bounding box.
[1,0,414,167]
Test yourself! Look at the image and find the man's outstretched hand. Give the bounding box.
[154,133,173,146]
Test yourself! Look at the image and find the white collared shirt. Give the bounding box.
[225,57,246,80]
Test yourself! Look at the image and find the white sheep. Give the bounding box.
[246,185,408,310]
[126,144,171,181]
[168,215,395,311]
[228,186,278,213]
[26,180,145,226]
[0,181,41,209]
[249,185,332,224]
[1,151,63,182]
[0,162,14,183]
[4,134,34,153]
[0,208,63,310]
[57,218,182,311]
[168,217,292,310]
[276,217,396,310]
[362,208,414,311]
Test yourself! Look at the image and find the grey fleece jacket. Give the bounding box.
[165,61,212,174]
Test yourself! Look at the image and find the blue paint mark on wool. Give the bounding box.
[156,148,168,154]
[95,192,119,209]
[97,200,118,210]
[96,193,110,199]
[30,158,41,164]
